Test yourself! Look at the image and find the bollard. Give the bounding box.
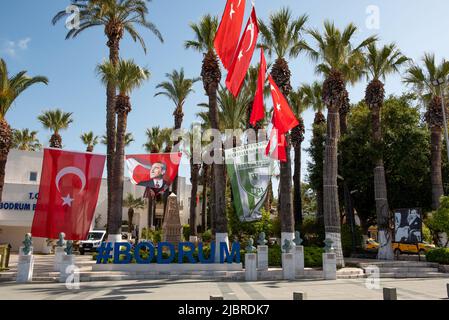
[210,295,224,300]
[447,283,449,299]
[293,292,307,300]
[383,287,397,300]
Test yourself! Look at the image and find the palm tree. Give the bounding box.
[185,15,228,245]
[12,129,42,151]
[301,82,325,223]
[364,43,408,260]
[155,68,199,194]
[123,193,144,233]
[101,132,134,147]
[80,131,99,152]
[258,7,308,247]
[97,59,150,240]
[0,59,48,201]
[289,89,307,230]
[404,53,449,210]
[144,126,164,153]
[38,109,74,148]
[53,0,163,242]
[303,21,377,266]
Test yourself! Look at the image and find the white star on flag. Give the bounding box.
[230,4,235,19]
[61,194,73,207]
[276,103,282,111]
[238,50,243,61]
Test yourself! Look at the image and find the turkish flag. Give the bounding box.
[125,153,182,197]
[268,75,299,134]
[214,0,246,70]
[249,49,267,126]
[31,149,106,240]
[225,7,259,97]
[265,123,287,162]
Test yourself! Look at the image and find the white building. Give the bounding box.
[0,149,196,252]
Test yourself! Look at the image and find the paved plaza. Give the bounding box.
[1,276,448,300]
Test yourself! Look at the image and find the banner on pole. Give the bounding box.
[225,142,273,222]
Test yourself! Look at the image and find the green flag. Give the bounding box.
[225,142,273,222]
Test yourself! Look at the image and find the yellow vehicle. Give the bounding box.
[364,239,435,255]
[392,242,435,256]
[365,238,379,251]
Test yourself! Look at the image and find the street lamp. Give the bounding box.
[432,77,449,163]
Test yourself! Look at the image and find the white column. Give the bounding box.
[16,247,34,283]
[257,245,268,271]
[294,245,305,276]
[59,255,75,283]
[214,233,229,263]
[245,253,257,281]
[282,253,295,280]
[54,246,66,272]
[323,252,337,280]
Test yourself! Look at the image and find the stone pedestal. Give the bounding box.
[294,245,304,276]
[59,255,75,283]
[245,253,257,281]
[282,253,295,280]
[16,249,34,283]
[323,252,337,280]
[162,193,182,247]
[257,245,268,271]
[54,247,66,272]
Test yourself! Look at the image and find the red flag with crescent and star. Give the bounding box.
[214,0,246,70]
[265,76,299,162]
[249,49,267,126]
[225,7,259,97]
[31,148,106,240]
[268,75,299,134]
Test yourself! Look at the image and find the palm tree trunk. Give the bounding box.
[293,144,302,230]
[49,133,62,148]
[201,164,209,232]
[209,164,215,233]
[430,126,444,210]
[0,119,12,202]
[110,102,128,237]
[147,196,154,229]
[323,104,344,266]
[280,143,295,242]
[128,208,134,233]
[171,106,184,196]
[316,189,324,225]
[370,89,394,260]
[106,37,119,242]
[323,70,346,267]
[189,162,200,237]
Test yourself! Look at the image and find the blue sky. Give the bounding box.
[1,0,449,182]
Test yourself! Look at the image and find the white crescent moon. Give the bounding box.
[55,166,86,194]
[271,83,281,101]
[245,18,255,53]
[237,0,242,8]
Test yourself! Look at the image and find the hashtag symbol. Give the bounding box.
[96,242,113,264]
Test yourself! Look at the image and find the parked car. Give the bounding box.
[79,230,106,255]
[392,241,435,256]
[363,239,435,256]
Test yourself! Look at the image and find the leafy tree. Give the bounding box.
[12,129,42,151]
[38,109,73,148]
[340,94,431,233]
[97,59,150,238]
[80,131,99,152]
[0,59,48,201]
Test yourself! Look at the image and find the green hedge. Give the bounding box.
[426,248,449,265]
[267,244,323,268]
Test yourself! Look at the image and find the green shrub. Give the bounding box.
[202,229,212,242]
[426,248,449,265]
[267,244,324,268]
[304,246,324,267]
[182,224,190,241]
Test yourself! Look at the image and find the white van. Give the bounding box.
[79,230,106,255]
